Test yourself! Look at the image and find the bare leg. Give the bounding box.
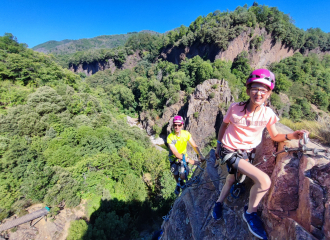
[237,160,271,213]
[216,174,236,203]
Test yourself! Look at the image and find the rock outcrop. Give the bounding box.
[161,27,329,69]
[161,126,330,239]
[183,79,233,157]
[140,79,234,157]
[69,51,141,76]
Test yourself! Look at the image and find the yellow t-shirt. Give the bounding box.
[167,130,191,157]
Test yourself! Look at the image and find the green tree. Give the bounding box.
[312,88,329,110]
[67,220,88,240]
[231,51,252,84]
[273,73,292,93]
[289,104,303,122]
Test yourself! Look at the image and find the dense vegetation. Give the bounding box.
[32,32,139,54]
[52,32,168,68]
[0,33,80,113]
[84,53,246,128]
[0,33,176,239]
[53,3,330,76]
[268,53,330,129]
[165,3,330,52]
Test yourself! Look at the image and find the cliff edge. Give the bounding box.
[160,128,330,239]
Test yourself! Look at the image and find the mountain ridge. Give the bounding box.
[32,30,160,54]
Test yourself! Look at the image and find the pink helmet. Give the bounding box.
[246,69,275,90]
[173,115,184,125]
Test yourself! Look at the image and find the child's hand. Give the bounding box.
[293,130,309,140]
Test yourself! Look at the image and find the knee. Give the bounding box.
[259,174,271,190]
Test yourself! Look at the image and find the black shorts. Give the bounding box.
[169,159,190,176]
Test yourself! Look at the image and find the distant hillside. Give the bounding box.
[32,30,159,55]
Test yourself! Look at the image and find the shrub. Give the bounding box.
[272,73,292,93]
[270,93,284,110]
[209,92,215,99]
[152,124,162,137]
[67,219,88,240]
[289,104,303,122]
[193,112,199,118]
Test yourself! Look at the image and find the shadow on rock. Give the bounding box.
[77,197,174,240]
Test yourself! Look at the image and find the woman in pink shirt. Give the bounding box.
[212,69,309,240]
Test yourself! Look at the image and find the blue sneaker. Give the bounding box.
[242,206,267,240]
[212,202,222,220]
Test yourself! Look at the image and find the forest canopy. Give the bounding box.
[0,33,174,239]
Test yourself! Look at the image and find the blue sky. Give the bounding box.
[1,0,330,48]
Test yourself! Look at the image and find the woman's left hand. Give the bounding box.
[292,130,309,140]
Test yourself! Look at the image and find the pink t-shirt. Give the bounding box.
[222,102,279,151]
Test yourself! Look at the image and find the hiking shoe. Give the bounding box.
[212,202,222,220]
[174,184,181,195]
[242,206,267,240]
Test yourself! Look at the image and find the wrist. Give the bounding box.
[285,134,290,141]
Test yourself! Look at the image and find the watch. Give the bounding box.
[285,134,290,140]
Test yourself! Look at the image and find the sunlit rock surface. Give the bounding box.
[161,128,329,239]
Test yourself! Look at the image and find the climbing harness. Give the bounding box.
[217,144,255,198]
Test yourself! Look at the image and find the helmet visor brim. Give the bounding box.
[248,79,272,89]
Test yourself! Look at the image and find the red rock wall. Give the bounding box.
[161,28,329,69]
[161,124,329,239]
[69,51,141,76]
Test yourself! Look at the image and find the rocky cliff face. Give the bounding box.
[161,125,330,239]
[140,79,234,158]
[69,51,141,76]
[161,28,326,68]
